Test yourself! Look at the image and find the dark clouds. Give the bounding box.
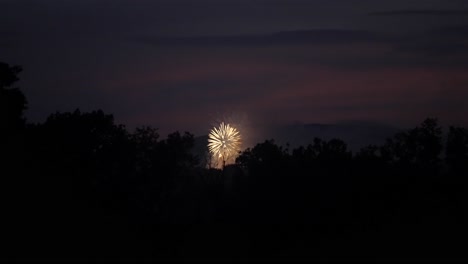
[369,9,468,16]
[138,26,468,69]
[138,29,385,47]
[1,0,468,135]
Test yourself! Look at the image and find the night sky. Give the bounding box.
[2,0,468,136]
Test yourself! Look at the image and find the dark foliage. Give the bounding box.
[2,62,468,261]
[0,62,27,134]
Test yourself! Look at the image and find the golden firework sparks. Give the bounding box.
[208,122,241,165]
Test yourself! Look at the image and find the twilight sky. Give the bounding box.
[2,0,468,136]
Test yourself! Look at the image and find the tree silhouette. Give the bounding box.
[446,126,468,175]
[1,62,29,256]
[236,139,288,170]
[3,62,468,261]
[0,62,27,133]
[381,118,442,173]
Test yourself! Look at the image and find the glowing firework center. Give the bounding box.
[208,122,241,168]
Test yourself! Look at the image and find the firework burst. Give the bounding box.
[208,122,241,166]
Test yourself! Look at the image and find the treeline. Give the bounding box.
[2,62,468,260]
